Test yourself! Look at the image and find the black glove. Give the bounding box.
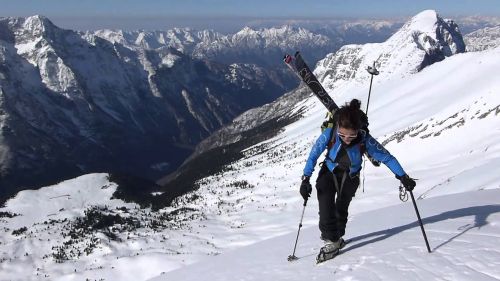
[300,176,312,201]
[397,174,416,191]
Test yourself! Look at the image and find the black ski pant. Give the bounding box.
[316,165,360,242]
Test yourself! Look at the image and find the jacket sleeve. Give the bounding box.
[364,133,406,177]
[303,128,332,177]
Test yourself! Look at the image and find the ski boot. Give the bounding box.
[316,237,346,264]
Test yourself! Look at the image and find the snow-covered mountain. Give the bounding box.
[89,28,225,54]
[196,25,334,66]
[454,15,500,34]
[0,15,292,200]
[309,19,404,45]
[1,10,499,281]
[90,23,407,69]
[0,15,405,202]
[316,10,465,91]
[464,25,500,52]
[161,10,466,192]
[91,25,337,67]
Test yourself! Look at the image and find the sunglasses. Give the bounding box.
[337,131,358,139]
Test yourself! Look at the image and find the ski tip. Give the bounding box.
[283,54,293,64]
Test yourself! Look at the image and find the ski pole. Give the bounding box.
[408,190,432,253]
[361,61,380,192]
[287,199,307,261]
[365,61,379,115]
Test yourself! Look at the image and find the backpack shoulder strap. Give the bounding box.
[359,129,367,154]
[325,127,337,166]
[327,126,336,149]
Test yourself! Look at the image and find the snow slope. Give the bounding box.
[1,15,500,281]
[146,45,500,280]
[152,189,500,281]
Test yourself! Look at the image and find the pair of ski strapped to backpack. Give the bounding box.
[284,52,339,113]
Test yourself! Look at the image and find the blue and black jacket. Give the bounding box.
[303,127,406,178]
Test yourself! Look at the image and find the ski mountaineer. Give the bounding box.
[300,99,417,263]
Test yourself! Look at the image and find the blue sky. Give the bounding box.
[1,0,499,31]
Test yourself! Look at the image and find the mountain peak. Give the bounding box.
[406,9,440,33]
[399,9,465,55]
[0,14,60,40]
[23,15,57,32]
[382,9,465,67]
[316,10,465,90]
[236,26,257,35]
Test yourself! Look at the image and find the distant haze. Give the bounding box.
[1,0,500,32]
[20,15,409,33]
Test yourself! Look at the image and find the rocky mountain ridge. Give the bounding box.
[90,23,401,67]
[464,25,500,52]
[0,16,291,201]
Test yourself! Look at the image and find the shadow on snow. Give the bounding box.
[346,204,500,253]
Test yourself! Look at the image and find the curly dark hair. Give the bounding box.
[336,99,366,130]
